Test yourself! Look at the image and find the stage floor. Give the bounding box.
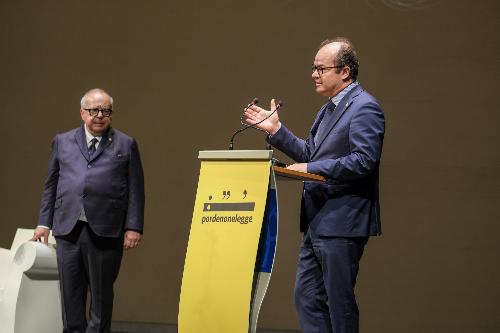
[112,321,300,333]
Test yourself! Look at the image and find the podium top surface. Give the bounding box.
[198,150,273,160]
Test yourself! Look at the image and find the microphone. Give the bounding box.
[228,98,283,150]
[248,97,259,108]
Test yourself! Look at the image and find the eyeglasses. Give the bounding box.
[84,108,113,117]
[311,65,343,76]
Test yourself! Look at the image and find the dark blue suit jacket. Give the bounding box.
[270,84,384,237]
[38,125,145,238]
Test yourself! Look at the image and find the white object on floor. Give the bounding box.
[0,228,62,333]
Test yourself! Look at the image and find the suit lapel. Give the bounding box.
[75,125,90,162]
[311,84,364,158]
[310,104,329,140]
[89,128,114,162]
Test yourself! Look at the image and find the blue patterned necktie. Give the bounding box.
[314,101,336,147]
[88,138,98,158]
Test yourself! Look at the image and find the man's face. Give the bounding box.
[80,93,112,136]
[312,43,350,97]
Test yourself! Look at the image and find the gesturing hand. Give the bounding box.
[244,99,281,135]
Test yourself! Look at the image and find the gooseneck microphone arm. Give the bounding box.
[228,99,283,150]
[228,98,259,150]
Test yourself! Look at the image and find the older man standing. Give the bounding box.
[245,38,385,332]
[32,88,145,333]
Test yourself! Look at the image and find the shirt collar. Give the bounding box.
[83,125,102,145]
[330,81,359,107]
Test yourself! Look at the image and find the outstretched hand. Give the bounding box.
[244,99,281,135]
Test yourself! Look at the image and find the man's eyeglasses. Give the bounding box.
[311,65,343,76]
[84,108,113,117]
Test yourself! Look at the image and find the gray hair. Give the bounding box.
[80,88,114,108]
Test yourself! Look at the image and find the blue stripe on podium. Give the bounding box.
[255,189,278,273]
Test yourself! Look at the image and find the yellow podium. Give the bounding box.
[178,150,324,333]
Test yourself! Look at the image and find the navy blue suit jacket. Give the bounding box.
[270,84,384,237]
[38,125,145,238]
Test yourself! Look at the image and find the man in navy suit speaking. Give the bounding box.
[245,38,384,333]
[32,88,145,333]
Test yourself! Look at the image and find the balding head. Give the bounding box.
[318,37,359,81]
[80,88,114,109]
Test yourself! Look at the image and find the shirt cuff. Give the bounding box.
[37,225,50,229]
[270,122,282,136]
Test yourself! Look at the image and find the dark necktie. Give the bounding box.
[88,138,98,158]
[314,101,336,147]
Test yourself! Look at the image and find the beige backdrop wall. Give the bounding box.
[1,0,499,332]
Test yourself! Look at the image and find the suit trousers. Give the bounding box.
[55,221,123,333]
[294,229,368,333]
